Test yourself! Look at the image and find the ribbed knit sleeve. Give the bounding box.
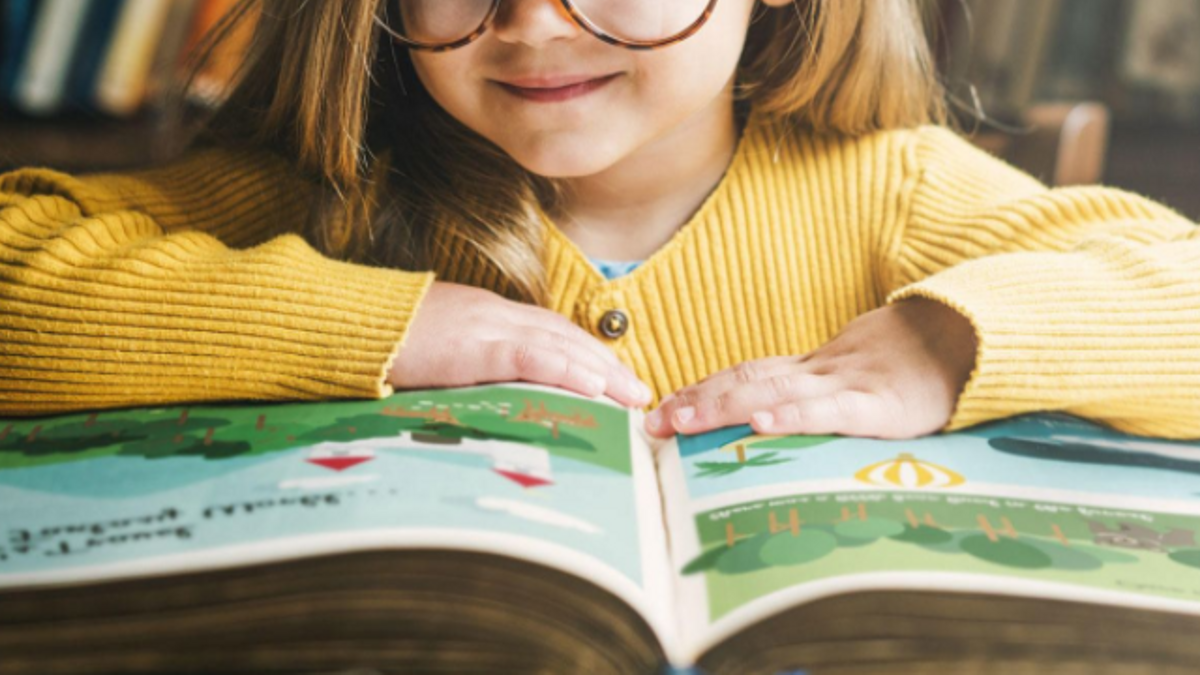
[884,125,1200,439]
[1,149,435,416]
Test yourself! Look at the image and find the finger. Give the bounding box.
[523,327,649,406]
[689,356,802,393]
[646,383,712,438]
[517,310,650,404]
[517,308,627,371]
[648,355,806,427]
[487,341,611,400]
[750,390,885,438]
[665,371,844,436]
[645,359,823,438]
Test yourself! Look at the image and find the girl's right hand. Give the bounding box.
[388,281,652,408]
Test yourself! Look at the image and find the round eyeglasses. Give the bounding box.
[385,0,720,52]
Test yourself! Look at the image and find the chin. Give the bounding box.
[506,146,616,179]
[488,127,625,179]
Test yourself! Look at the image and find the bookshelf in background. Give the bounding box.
[936,0,1200,125]
[2,0,1198,218]
[934,0,1200,219]
[0,0,254,173]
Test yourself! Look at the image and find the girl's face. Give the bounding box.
[407,0,772,178]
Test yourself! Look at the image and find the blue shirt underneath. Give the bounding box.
[589,257,643,280]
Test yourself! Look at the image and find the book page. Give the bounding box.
[657,413,1200,660]
[0,383,676,651]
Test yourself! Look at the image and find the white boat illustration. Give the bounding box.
[300,431,553,488]
[304,443,376,472]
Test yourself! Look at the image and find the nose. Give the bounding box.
[491,0,583,48]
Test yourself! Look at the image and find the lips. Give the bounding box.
[495,73,621,103]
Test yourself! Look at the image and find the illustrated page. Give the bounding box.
[657,413,1200,658]
[0,383,674,643]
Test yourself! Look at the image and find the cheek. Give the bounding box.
[641,6,752,97]
[636,36,743,109]
[408,54,480,120]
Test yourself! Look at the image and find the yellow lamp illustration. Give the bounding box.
[854,453,965,489]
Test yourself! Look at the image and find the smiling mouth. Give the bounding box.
[496,74,621,103]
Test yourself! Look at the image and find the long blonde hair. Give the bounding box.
[195,0,945,305]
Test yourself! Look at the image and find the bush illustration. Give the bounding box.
[683,501,1193,581]
[959,535,1053,569]
[758,530,838,567]
[1,388,621,471]
[834,517,905,541]
[891,524,954,546]
[715,533,775,575]
[1168,548,1200,569]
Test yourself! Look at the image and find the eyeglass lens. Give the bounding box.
[396,0,713,46]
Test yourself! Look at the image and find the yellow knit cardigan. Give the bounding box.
[2,112,1198,439]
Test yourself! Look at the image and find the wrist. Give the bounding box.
[898,297,979,391]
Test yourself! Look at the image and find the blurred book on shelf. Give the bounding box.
[1034,0,1125,104]
[0,0,256,172]
[2,0,1198,218]
[936,0,1063,123]
[937,0,1200,126]
[92,0,179,117]
[1118,0,1200,122]
[179,0,257,107]
[935,0,1200,219]
[10,0,91,116]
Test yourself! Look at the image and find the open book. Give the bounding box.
[4,383,1200,674]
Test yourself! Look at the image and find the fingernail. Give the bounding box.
[752,411,773,430]
[675,406,695,426]
[646,408,662,432]
[636,381,653,404]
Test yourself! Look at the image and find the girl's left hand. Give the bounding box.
[644,298,979,440]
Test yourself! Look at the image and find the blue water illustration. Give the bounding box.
[1,443,642,584]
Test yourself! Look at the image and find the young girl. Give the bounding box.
[1,0,1197,443]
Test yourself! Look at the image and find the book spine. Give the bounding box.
[182,0,254,106]
[178,0,241,69]
[12,0,94,115]
[143,0,201,111]
[1037,0,1123,102]
[963,0,1023,117]
[1121,0,1200,93]
[65,0,126,112]
[1001,0,1063,112]
[0,0,40,104]
[92,0,175,117]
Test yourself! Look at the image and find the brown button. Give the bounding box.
[598,310,629,339]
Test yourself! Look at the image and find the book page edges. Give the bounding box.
[690,570,1200,660]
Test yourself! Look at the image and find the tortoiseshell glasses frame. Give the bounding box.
[385,0,721,52]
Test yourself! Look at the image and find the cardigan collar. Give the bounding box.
[541,105,772,292]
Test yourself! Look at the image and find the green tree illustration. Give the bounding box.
[715,533,775,575]
[1018,537,1105,571]
[682,545,728,575]
[109,417,250,461]
[682,529,839,576]
[1,415,251,465]
[695,451,792,478]
[834,518,906,542]
[1,419,148,459]
[758,529,838,566]
[890,525,955,547]
[959,535,1053,569]
[1168,548,1200,570]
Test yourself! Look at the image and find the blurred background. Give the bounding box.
[0,0,1197,218]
